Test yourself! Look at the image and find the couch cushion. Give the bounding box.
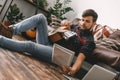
[109,30,120,41]
[95,38,120,51]
[88,46,120,69]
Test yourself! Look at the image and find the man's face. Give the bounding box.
[80,16,96,30]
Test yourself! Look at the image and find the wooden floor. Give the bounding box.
[0,35,67,80]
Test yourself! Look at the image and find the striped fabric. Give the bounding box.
[92,24,117,41]
[92,24,120,51]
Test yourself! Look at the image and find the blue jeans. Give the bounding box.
[0,14,53,62]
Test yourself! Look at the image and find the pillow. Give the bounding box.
[92,24,115,41]
[109,30,120,41]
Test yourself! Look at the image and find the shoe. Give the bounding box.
[0,22,13,38]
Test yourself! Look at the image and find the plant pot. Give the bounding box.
[3,20,11,27]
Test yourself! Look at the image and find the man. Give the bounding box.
[0,9,96,76]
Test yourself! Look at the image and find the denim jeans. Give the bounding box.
[0,14,53,62]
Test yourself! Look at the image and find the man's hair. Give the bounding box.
[82,9,98,22]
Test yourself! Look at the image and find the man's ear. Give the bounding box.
[90,22,96,31]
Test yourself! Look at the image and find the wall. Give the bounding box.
[0,0,48,22]
[47,0,120,29]
[1,0,120,29]
[67,0,120,29]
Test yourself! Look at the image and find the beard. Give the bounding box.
[80,25,92,30]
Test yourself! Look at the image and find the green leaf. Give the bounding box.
[47,0,74,23]
[7,3,25,24]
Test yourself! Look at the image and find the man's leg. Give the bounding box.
[0,35,53,62]
[13,14,49,45]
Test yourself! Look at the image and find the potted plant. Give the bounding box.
[47,0,74,23]
[5,3,25,26]
[33,0,48,9]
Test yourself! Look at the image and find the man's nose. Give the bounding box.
[81,21,86,25]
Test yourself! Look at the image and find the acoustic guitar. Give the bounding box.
[22,26,69,42]
[48,26,69,43]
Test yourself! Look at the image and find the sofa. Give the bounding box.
[87,30,120,71]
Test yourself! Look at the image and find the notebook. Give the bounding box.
[82,65,117,80]
[52,43,75,66]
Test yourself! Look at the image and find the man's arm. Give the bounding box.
[69,53,86,76]
[61,53,86,76]
[61,41,95,75]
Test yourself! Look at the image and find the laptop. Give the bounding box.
[82,65,117,80]
[52,43,75,66]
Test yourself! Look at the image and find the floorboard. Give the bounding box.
[0,35,67,80]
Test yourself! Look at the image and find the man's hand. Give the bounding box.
[61,66,77,76]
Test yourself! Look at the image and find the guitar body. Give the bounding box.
[48,26,69,43]
[22,28,36,39]
[48,32,64,43]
